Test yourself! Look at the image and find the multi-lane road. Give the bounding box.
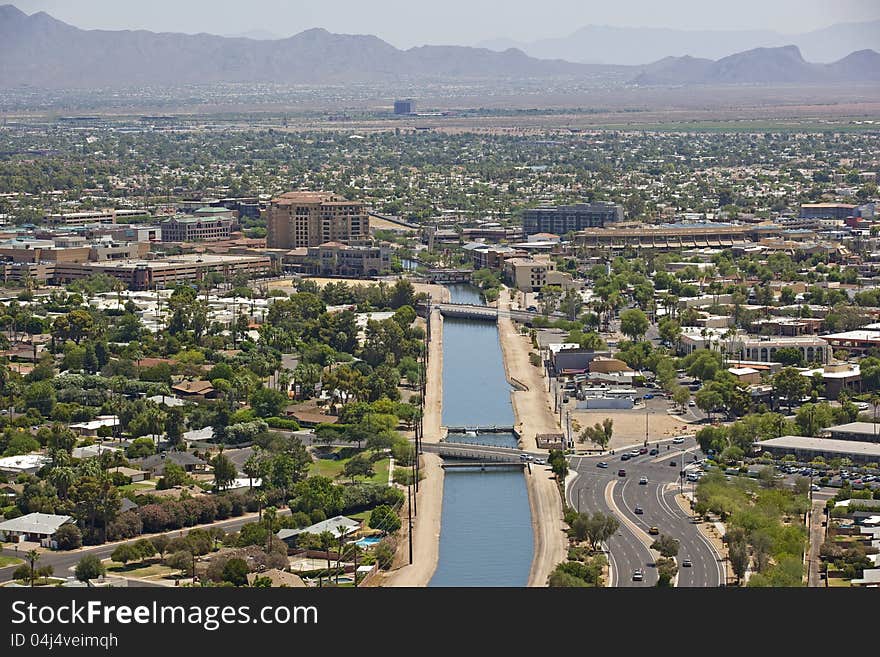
[568,436,725,588]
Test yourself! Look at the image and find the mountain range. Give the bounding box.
[478,20,880,66]
[0,5,877,90]
[636,46,880,85]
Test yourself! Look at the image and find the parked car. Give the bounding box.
[643,393,655,400]
[597,461,609,469]
[649,448,659,456]
[688,400,696,407]
[534,459,546,465]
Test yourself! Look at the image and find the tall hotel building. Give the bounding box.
[265,192,369,249]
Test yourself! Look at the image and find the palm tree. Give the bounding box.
[48,466,77,500]
[318,531,335,585]
[335,525,350,584]
[26,549,40,587]
[263,506,277,553]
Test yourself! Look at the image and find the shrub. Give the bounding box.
[374,540,395,570]
[106,511,143,541]
[54,523,82,550]
[222,558,250,586]
[368,504,401,533]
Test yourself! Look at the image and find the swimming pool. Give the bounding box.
[354,536,382,548]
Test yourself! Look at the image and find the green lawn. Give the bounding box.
[310,450,391,486]
[118,481,157,494]
[827,577,852,588]
[0,556,23,568]
[106,559,177,579]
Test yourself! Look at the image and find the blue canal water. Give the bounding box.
[430,284,533,586]
[429,469,533,587]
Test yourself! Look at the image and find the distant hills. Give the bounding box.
[0,5,877,90]
[478,20,880,65]
[0,5,584,88]
[635,45,880,85]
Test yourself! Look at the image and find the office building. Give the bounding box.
[265,192,369,249]
[522,202,623,235]
[161,216,232,242]
[394,99,415,115]
[799,203,858,220]
[44,209,151,227]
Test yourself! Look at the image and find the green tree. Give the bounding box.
[773,347,804,367]
[368,504,401,533]
[111,543,140,565]
[773,367,810,411]
[343,455,375,482]
[212,453,238,492]
[579,418,613,450]
[672,386,690,411]
[619,309,649,342]
[74,554,106,583]
[650,534,680,558]
[548,449,567,480]
[222,558,250,586]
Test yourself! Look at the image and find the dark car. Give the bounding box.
[669,460,677,467]
[643,394,655,399]
[618,469,627,477]
[634,506,644,515]
[639,447,648,455]
[682,559,692,567]
[621,453,631,461]
[649,448,659,456]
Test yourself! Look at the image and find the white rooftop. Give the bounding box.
[0,512,73,535]
[0,453,50,472]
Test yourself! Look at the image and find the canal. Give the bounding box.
[429,284,534,587]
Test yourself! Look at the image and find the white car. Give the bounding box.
[672,437,686,445]
[854,401,870,411]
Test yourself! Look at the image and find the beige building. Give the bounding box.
[504,257,556,292]
[266,192,369,249]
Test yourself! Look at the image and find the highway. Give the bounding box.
[568,436,725,588]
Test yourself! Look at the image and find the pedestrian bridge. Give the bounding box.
[422,442,542,463]
[434,303,541,323]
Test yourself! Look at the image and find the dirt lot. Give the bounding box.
[571,407,694,451]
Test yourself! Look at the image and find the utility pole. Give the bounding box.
[407,484,413,565]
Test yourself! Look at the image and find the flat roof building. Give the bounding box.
[799,203,858,219]
[266,192,369,249]
[821,330,880,356]
[160,216,232,242]
[757,436,880,465]
[523,202,622,235]
[0,512,74,545]
[826,422,880,443]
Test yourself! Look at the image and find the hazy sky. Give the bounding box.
[11,0,880,48]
